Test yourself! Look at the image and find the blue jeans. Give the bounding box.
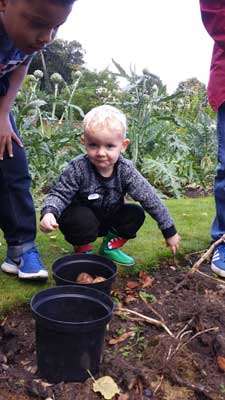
[0,113,36,258]
[211,102,225,242]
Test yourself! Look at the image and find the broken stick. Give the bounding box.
[191,233,225,273]
[115,306,174,338]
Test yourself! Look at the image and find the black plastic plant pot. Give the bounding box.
[52,254,117,295]
[30,285,114,383]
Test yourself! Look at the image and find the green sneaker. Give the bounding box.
[99,232,135,266]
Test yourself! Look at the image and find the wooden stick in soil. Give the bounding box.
[196,269,225,286]
[115,307,174,338]
[179,326,219,352]
[155,325,219,394]
[191,233,225,273]
[172,234,225,293]
[141,298,165,322]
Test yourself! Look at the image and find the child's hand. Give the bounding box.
[40,213,59,233]
[165,233,180,254]
[0,113,23,160]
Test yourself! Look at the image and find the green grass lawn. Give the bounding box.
[0,196,215,315]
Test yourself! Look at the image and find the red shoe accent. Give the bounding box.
[108,237,127,250]
[74,244,93,254]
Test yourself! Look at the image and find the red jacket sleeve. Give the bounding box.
[200,0,225,50]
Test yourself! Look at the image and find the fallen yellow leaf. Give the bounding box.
[93,376,120,399]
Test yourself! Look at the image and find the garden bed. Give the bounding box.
[0,253,225,400]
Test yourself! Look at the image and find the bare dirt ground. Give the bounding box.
[1,253,225,400]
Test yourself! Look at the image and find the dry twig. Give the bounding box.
[173,234,225,293]
[140,298,165,322]
[153,374,164,395]
[196,270,225,286]
[154,322,219,395]
[191,233,225,273]
[115,307,174,338]
[179,326,219,352]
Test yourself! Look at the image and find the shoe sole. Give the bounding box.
[18,271,48,280]
[100,255,135,266]
[211,263,225,278]
[114,260,135,266]
[1,262,18,275]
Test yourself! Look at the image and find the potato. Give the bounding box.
[93,276,106,283]
[76,272,94,284]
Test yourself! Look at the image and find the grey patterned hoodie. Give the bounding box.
[41,154,176,239]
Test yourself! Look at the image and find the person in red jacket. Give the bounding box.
[200,0,225,277]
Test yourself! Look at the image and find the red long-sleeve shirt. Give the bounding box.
[200,0,225,111]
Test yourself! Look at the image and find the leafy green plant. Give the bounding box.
[139,290,157,303]
[14,70,85,194]
[14,60,217,198]
[219,383,225,393]
[111,61,216,197]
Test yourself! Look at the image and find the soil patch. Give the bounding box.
[184,186,212,198]
[1,253,225,400]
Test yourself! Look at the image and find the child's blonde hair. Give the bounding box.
[83,105,127,137]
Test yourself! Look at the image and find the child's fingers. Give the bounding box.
[40,224,47,233]
[172,246,177,254]
[171,243,179,254]
[40,215,58,233]
[0,137,6,160]
[6,137,13,158]
[50,222,58,230]
[0,132,23,160]
[12,131,23,148]
[46,219,58,231]
[49,216,58,229]
[40,219,52,233]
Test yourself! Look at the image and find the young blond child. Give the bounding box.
[40,105,180,265]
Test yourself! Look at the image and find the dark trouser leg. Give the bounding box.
[58,205,100,245]
[58,203,145,245]
[211,102,225,242]
[107,203,145,238]
[0,113,36,258]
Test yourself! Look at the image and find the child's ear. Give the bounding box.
[81,135,85,144]
[121,138,130,153]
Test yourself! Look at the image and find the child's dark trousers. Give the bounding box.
[0,113,36,254]
[58,203,145,246]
